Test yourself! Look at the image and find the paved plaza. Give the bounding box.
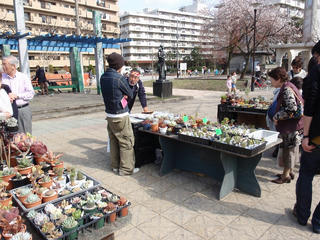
[31,88,320,240]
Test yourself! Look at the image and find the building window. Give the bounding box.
[24,12,30,21]
[29,56,35,60]
[40,15,46,23]
[65,17,70,21]
[64,4,69,8]
[40,1,46,9]
[7,9,13,14]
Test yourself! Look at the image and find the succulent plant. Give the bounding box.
[5,117,18,127]
[17,157,33,169]
[34,212,49,226]
[76,171,84,180]
[44,190,56,197]
[30,141,47,157]
[16,187,31,197]
[11,232,32,240]
[25,193,40,203]
[27,210,36,219]
[40,175,51,183]
[41,222,56,233]
[1,167,16,176]
[62,216,78,229]
[72,209,83,220]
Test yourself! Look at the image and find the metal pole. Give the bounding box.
[251,9,257,92]
[176,20,179,78]
[75,0,80,35]
[13,0,30,78]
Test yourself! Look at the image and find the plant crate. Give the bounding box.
[10,170,100,214]
[177,133,211,146]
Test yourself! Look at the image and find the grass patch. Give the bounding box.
[143,79,246,91]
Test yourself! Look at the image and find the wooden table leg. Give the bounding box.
[219,152,237,200]
[236,153,262,197]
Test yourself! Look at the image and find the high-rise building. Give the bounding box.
[120,1,212,69]
[0,0,120,69]
[267,0,305,18]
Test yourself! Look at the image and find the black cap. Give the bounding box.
[312,40,320,55]
[107,52,124,70]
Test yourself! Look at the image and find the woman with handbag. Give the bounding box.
[268,67,304,184]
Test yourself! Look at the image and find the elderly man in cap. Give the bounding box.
[127,69,149,112]
[2,55,34,133]
[100,52,139,176]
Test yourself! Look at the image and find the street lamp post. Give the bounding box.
[176,19,179,78]
[251,8,257,92]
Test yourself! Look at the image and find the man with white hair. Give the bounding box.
[1,55,34,133]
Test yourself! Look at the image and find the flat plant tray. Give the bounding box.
[26,186,131,240]
[10,170,100,214]
[177,133,211,146]
[210,140,267,157]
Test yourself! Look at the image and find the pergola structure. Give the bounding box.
[0,32,131,93]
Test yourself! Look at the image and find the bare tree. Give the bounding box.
[201,0,302,77]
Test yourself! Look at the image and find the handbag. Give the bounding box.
[267,100,277,119]
[289,88,303,119]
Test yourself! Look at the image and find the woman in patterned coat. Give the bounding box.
[268,67,304,184]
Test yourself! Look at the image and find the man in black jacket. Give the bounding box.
[295,40,320,233]
[127,69,149,112]
[100,53,139,176]
[34,65,48,95]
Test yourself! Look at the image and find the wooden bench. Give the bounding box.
[33,79,76,91]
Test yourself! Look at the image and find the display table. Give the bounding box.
[217,104,268,129]
[139,129,281,200]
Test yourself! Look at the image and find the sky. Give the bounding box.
[118,0,195,13]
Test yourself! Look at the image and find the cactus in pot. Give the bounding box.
[25,193,40,204]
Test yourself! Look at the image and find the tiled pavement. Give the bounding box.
[31,88,320,240]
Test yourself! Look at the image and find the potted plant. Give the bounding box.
[72,209,83,226]
[75,171,86,184]
[1,214,27,240]
[0,168,17,190]
[23,193,42,209]
[0,181,12,207]
[16,157,33,175]
[42,189,58,203]
[39,161,51,173]
[5,117,18,133]
[54,168,66,187]
[11,232,32,240]
[92,212,104,229]
[30,141,47,164]
[34,212,49,226]
[42,151,63,165]
[82,194,97,215]
[15,187,32,203]
[52,159,64,170]
[38,175,52,188]
[220,95,227,104]
[118,196,128,217]
[41,222,56,235]
[12,173,30,189]
[104,202,116,223]
[62,217,78,240]
[0,207,20,229]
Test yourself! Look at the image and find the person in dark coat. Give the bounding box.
[127,69,149,113]
[294,40,320,234]
[34,65,48,95]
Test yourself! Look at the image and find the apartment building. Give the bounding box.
[119,2,212,69]
[268,0,305,19]
[0,0,120,69]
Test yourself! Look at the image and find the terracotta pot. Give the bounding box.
[17,166,33,175]
[23,198,42,209]
[42,191,58,203]
[17,192,31,203]
[108,212,117,223]
[151,123,159,132]
[120,206,128,217]
[38,179,52,188]
[52,161,64,169]
[10,156,17,167]
[2,223,27,240]
[35,156,45,164]
[0,194,12,207]
[1,174,16,191]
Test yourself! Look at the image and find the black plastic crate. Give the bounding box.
[178,133,211,146]
[10,170,101,214]
[26,186,131,240]
[210,140,267,156]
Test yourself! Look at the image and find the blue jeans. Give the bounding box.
[296,149,320,227]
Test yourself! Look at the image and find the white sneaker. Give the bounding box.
[118,168,140,176]
[112,168,119,173]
